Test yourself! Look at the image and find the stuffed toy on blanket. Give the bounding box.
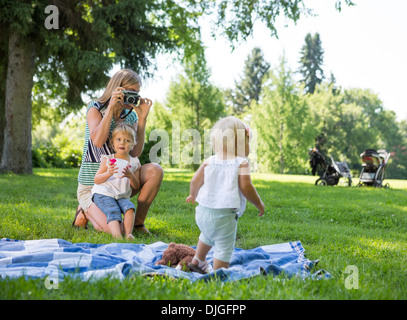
[155,243,196,271]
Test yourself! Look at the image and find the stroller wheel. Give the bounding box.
[315,178,328,186]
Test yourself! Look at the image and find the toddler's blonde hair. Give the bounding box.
[110,123,137,151]
[211,116,249,157]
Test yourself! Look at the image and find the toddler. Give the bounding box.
[186,116,265,273]
[92,123,141,240]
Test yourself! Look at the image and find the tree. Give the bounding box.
[307,85,380,170]
[0,0,355,174]
[166,53,226,145]
[298,33,325,94]
[306,85,407,178]
[343,88,407,178]
[211,0,354,47]
[148,53,225,167]
[226,47,270,114]
[0,0,203,173]
[251,56,316,174]
[375,111,407,179]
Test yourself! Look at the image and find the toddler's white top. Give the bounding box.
[196,155,247,217]
[91,154,140,199]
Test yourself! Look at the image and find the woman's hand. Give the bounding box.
[107,87,126,117]
[134,97,153,122]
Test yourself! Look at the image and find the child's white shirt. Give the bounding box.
[91,154,140,199]
[196,155,247,217]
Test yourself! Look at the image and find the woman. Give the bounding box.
[73,69,163,234]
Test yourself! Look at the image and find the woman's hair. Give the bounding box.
[211,116,249,156]
[110,123,137,151]
[98,69,142,105]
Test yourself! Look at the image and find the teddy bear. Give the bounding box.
[155,242,196,271]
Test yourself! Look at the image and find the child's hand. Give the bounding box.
[121,164,135,179]
[107,160,118,177]
[186,195,196,204]
[258,200,265,217]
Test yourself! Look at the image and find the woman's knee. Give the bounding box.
[143,162,164,182]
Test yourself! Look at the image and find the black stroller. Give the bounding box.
[356,149,390,188]
[309,148,352,186]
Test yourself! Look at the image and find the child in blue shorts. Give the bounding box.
[92,124,141,240]
[186,116,265,273]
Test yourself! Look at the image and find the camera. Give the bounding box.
[121,90,140,106]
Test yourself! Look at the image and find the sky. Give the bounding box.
[142,0,407,121]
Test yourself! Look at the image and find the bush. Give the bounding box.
[32,143,82,168]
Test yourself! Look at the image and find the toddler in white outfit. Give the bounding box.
[186,116,265,273]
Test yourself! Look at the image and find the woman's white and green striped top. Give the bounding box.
[77,101,138,186]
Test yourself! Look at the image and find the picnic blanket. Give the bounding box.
[0,238,331,282]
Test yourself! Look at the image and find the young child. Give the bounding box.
[92,123,141,240]
[186,116,265,273]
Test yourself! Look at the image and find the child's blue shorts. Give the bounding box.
[195,205,238,263]
[93,193,136,224]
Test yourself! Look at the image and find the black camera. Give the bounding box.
[121,90,140,106]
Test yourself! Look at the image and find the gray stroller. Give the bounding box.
[357,149,390,188]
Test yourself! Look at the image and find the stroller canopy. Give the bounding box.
[360,149,389,167]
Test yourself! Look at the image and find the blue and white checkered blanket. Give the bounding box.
[0,239,330,282]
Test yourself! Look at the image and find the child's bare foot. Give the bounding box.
[188,256,208,274]
[126,234,135,241]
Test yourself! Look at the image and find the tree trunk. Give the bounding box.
[0,35,8,163]
[0,32,35,174]
[279,121,284,174]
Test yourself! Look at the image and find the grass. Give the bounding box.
[0,168,406,300]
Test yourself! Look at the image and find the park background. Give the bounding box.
[0,0,405,177]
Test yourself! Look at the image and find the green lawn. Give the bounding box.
[0,168,406,300]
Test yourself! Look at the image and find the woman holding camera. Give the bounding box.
[73,69,163,234]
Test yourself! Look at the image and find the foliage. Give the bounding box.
[141,47,407,179]
[148,53,226,167]
[0,0,207,173]
[298,33,325,94]
[251,56,316,174]
[0,0,356,174]
[225,47,270,115]
[166,53,226,130]
[306,85,407,178]
[3,0,204,110]
[211,0,355,46]
[31,113,84,168]
[4,1,403,178]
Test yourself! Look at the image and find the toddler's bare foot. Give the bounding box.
[126,234,135,241]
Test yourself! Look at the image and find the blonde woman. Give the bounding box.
[186,116,265,273]
[73,69,163,234]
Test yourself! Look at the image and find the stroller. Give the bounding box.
[356,149,390,188]
[309,148,352,186]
